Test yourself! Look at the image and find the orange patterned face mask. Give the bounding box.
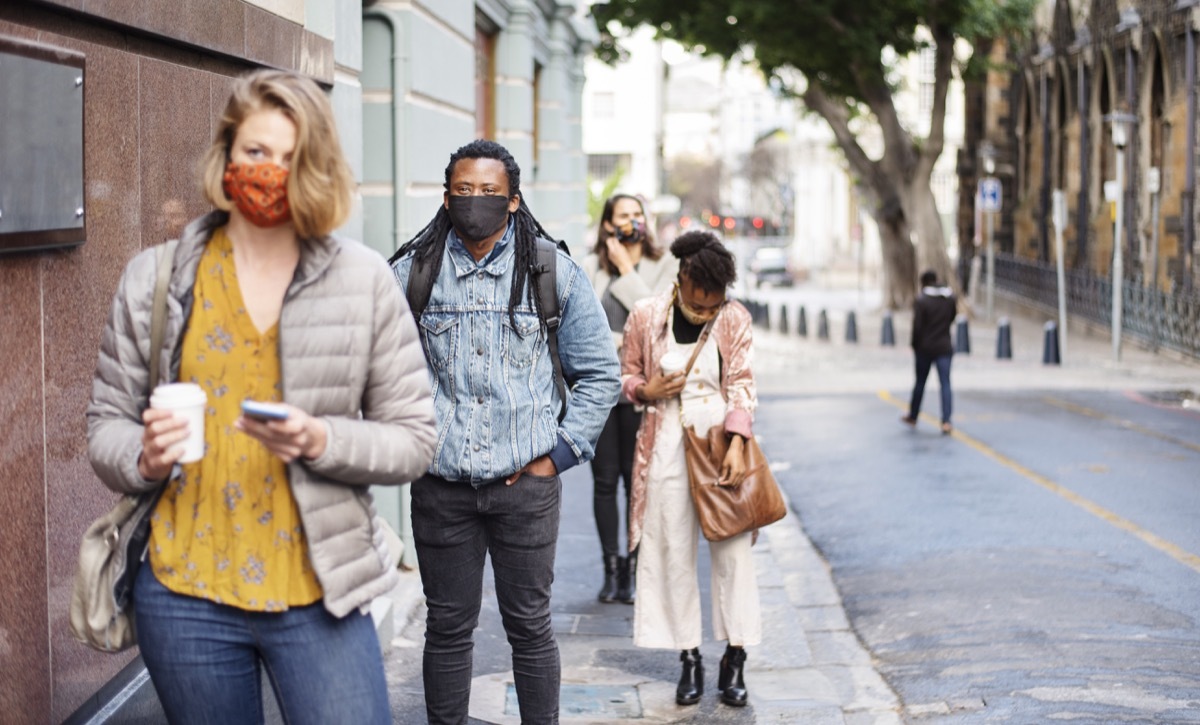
[222,161,291,227]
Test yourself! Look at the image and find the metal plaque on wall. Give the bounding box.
[0,37,86,253]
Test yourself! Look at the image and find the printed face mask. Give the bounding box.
[447,195,511,243]
[614,219,645,244]
[223,162,291,227]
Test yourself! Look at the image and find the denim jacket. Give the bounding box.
[391,222,620,483]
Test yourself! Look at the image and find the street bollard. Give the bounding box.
[954,314,971,354]
[779,305,789,335]
[817,309,830,340]
[1042,321,1061,365]
[996,317,1013,359]
[797,306,808,337]
[845,311,858,343]
[881,311,896,346]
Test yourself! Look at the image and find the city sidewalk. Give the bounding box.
[375,281,1198,724]
[380,467,903,725]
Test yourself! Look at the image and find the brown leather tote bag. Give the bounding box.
[678,318,787,542]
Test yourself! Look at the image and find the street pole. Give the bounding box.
[1112,139,1126,362]
[1052,189,1068,364]
[1148,166,1162,351]
[986,207,995,323]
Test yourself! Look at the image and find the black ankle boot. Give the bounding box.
[616,551,636,604]
[718,645,748,707]
[597,554,620,603]
[675,648,703,705]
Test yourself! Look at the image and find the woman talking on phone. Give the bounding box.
[86,69,436,724]
[581,194,677,604]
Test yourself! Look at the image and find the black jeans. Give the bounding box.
[589,403,641,558]
[411,472,562,725]
[909,353,953,423]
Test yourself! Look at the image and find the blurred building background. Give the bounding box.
[0,1,591,721]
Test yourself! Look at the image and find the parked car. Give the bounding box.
[749,246,795,288]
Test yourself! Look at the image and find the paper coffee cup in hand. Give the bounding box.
[660,351,688,375]
[150,383,207,463]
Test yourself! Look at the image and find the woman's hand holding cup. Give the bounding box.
[637,371,687,402]
[138,408,190,481]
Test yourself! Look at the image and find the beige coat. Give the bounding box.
[86,211,437,617]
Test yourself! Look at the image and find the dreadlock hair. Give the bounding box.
[388,139,561,330]
[592,193,663,276]
[670,230,738,294]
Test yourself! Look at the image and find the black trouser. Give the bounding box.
[589,403,641,558]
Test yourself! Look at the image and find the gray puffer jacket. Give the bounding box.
[86,211,437,617]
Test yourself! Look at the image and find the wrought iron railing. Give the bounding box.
[993,253,1200,359]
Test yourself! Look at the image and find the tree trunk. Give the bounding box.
[904,180,956,288]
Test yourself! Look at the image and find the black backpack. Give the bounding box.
[403,237,571,422]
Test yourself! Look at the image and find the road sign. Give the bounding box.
[979,177,1002,213]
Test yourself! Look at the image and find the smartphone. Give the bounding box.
[241,400,289,421]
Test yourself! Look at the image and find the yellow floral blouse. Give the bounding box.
[148,227,323,611]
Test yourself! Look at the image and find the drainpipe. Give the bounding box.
[363,8,409,251]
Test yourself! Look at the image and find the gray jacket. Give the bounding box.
[580,251,678,351]
[86,211,437,617]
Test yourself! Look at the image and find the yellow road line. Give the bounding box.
[1043,396,1200,455]
[878,389,1200,575]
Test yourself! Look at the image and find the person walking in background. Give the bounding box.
[901,269,957,434]
[581,194,678,605]
[620,230,762,708]
[86,69,437,724]
[389,140,620,725]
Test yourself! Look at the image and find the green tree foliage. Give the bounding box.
[593,0,1035,307]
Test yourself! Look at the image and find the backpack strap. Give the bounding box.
[535,238,569,423]
[404,253,434,324]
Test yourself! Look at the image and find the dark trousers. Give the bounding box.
[909,353,953,423]
[589,403,641,558]
[411,472,562,725]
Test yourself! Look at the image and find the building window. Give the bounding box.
[588,153,630,181]
[475,24,496,140]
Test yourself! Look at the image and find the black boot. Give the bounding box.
[597,554,620,603]
[718,645,748,707]
[675,648,703,705]
[616,551,636,604]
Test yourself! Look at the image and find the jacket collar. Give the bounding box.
[172,210,340,296]
[446,217,515,278]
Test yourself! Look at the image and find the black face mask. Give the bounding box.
[447,195,511,243]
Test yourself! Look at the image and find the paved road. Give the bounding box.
[761,388,1200,722]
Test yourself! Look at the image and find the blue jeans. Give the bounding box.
[909,353,953,424]
[411,472,562,725]
[133,565,390,725]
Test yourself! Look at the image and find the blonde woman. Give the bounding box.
[86,70,436,723]
[581,194,678,604]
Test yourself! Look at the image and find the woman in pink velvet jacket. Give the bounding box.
[619,230,761,709]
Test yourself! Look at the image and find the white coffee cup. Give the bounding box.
[660,351,688,376]
[149,383,207,463]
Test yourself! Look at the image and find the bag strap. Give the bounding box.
[148,241,176,390]
[681,314,717,381]
[534,238,568,423]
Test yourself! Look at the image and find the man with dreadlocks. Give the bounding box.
[389,139,620,724]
